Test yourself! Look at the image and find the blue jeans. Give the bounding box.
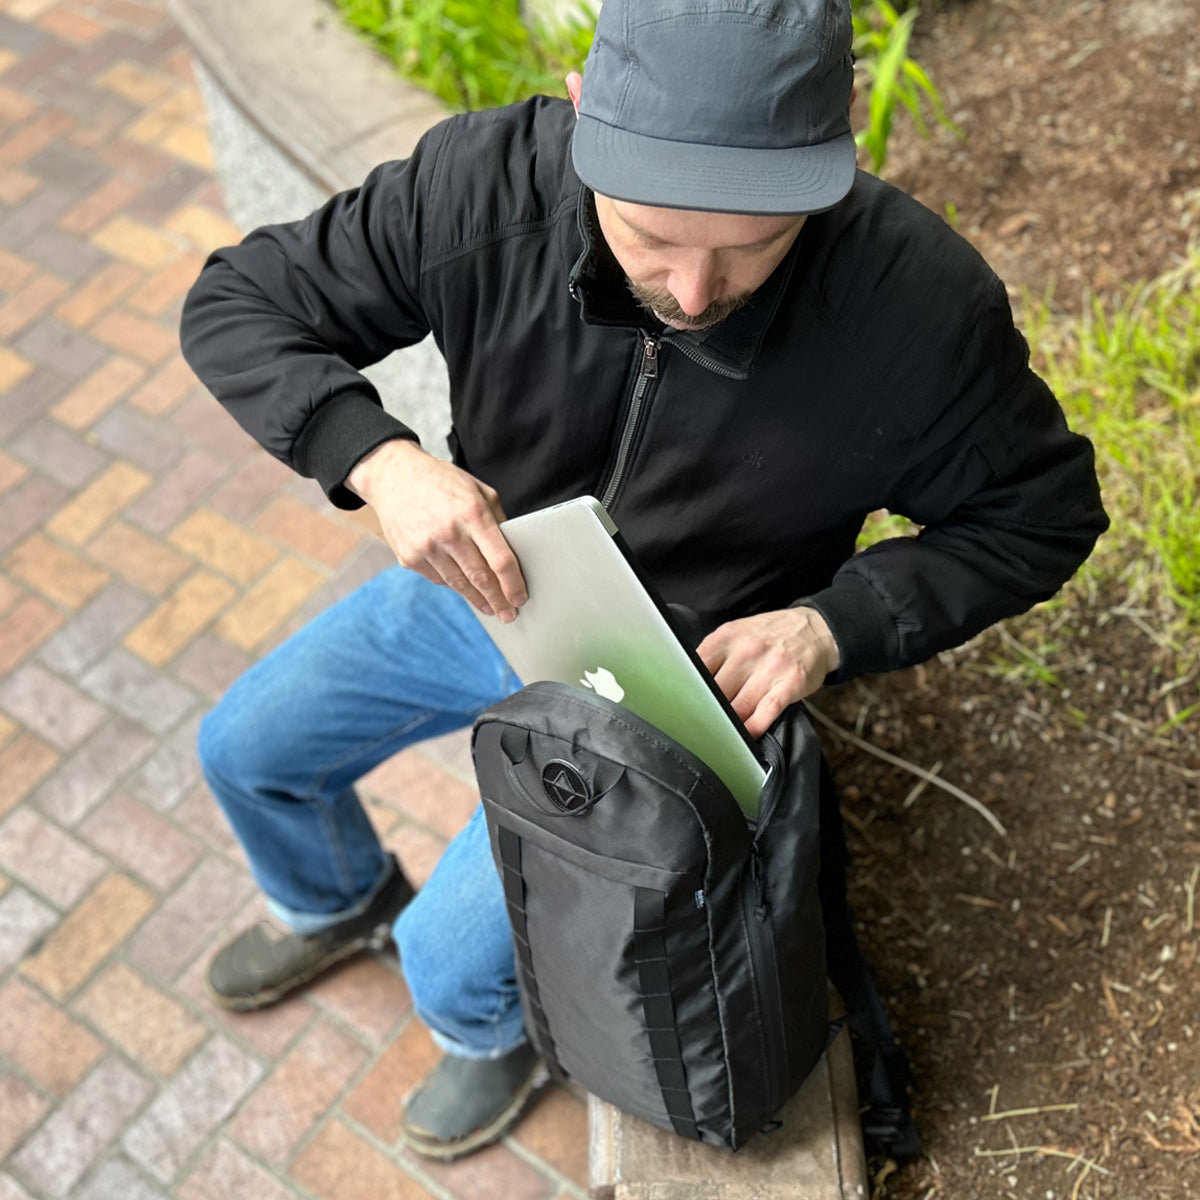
[198,567,525,1058]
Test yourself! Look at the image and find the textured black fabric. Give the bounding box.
[474,681,826,1150]
[180,98,1107,682]
[633,887,699,1140]
[498,827,557,1062]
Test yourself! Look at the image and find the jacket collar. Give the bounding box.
[567,189,799,382]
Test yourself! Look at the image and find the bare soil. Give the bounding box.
[877,0,1200,308]
[835,2,1200,1196]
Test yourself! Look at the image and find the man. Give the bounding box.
[180,0,1106,1161]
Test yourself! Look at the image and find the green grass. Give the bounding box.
[861,245,1200,693]
[331,0,595,111]
[1025,248,1200,639]
[851,0,961,174]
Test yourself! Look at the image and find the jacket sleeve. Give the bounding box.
[179,123,452,509]
[796,280,1108,680]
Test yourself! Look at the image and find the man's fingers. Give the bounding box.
[439,527,524,622]
[738,681,794,740]
[722,656,811,736]
[354,444,527,616]
[472,520,527,611]
[425,547,495,616]
[726,672,769,726]
[700,609,840,737]
[696,629,732,674]
[711,658,752,710]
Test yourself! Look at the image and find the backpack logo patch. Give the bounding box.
[541,760,594,815]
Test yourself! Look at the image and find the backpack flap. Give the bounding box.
[474,682,749,870]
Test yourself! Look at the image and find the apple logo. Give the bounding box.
[580,666,625,703]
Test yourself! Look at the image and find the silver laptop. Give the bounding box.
[475,496,767,818]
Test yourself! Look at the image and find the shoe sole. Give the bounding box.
[399,1061,551,1162]
[204,928,392,1012]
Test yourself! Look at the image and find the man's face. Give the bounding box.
[594,194,806,332]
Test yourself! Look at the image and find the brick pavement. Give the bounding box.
[0,2,589,1196]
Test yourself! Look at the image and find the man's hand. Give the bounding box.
[346,439,527,622]
[697,607,840,739]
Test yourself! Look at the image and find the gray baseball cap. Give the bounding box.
[571,0,856,215]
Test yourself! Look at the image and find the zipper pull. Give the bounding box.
[641,336,659,379]
[751,844,770,921]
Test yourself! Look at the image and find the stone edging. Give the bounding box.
[169,0,457,479]
[168,0,450,194]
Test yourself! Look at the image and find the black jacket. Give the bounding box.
[180,98,1106,682]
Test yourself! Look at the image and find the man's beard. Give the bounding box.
[625,279,752,331]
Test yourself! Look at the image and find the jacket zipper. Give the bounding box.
[743,840,788,1121]
[600,334,660,510]
[664,335,745,381]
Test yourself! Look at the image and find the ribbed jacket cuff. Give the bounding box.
[790,574,900,684]
[292,390,419,510]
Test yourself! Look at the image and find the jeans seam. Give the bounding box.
[306,793,359,899]
[301,707,438,894]
[301,707,439,800]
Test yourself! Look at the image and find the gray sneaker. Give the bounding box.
[206,854,415,1011]
[401,1042,546,1161]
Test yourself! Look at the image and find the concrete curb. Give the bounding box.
[169,0,455,459]
[168,0,449,195]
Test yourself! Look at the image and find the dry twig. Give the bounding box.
[807,703,1007,836]
[1069,1158,1094,1200]
[982,1103,1080,1122]
[902,760,942,808]
[1111,607,1178,653]
[1144,1100,1200,1155]
[1101,975,1129,1025]
[1156,759,1200,781]
[972,1146,1110,1174]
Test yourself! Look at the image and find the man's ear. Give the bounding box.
[565,71,582,115]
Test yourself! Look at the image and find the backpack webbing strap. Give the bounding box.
[633,887,699,1140]
[497,826,558,1064]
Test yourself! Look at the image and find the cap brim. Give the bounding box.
[572,115,856,216]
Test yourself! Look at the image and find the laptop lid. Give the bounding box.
[475,496,767,818]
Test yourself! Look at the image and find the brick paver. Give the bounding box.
[21,871,157,998]
[0,733,58,820]
[0,3,588,1196]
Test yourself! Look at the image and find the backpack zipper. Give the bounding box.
[741,733,789,1124]
[600,334,660,510]
[743,840,788,1121]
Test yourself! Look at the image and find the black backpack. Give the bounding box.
[472,680,919,1155]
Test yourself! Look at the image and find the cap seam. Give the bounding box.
[578,113,853,156]
[615,1,637,130]
[629,10,832,37]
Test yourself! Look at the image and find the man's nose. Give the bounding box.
[668,257,721,315]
